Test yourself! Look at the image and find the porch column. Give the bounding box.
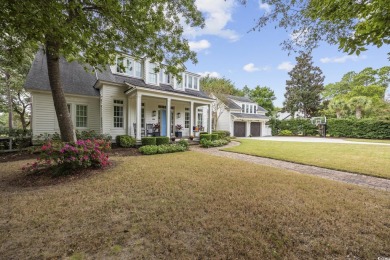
[166,98,171,137]
[136,93,142,140]
[127,96,131,135]
[246,121,251,137]
[208,104,212,134]
[190,101,194,136]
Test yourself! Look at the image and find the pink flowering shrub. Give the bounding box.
[23,139,111,175]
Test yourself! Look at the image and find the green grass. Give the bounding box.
[0,153,389,259]
[223,139,390,179]
[345,138,390,144]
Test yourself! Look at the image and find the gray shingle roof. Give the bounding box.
[227,95,253,103]
[220,95,267,112]
[25,50,212,100]
[114,74,212,99]
[25,50,100,96]
[231,113,269,120]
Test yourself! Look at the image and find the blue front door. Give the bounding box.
[160,110,167,136]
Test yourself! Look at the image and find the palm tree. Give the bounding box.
[348,96,372,119]
[328,98,347,118]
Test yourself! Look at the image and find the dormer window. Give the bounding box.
[242,104,245,113]
[149,63,157,84]
[159,68,171,84]
[184,74,200,90]
[115,56,143,78]
[254,106,257,114]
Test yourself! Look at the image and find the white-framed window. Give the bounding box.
[125,58,133,75]
[149,63,157,84]
[246,104,249,113]
[76,105,88,128]
[242,104,245,113]
[185,108,190,128]
[134,60,142,78]
[254,106,257,114]
[250,105,253,114]
[113,99,124,128]
[197,108,203,126]
[194,77,198,89]
[116,57,124,73]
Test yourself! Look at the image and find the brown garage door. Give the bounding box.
[234,122,246,137]
[250,122,261,137]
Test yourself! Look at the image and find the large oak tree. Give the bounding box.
[0,1,204,142]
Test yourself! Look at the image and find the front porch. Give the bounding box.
[126,89,213,141]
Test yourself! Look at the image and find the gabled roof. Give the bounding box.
[25,50,100,96]
[219,94,268,112]
[231,113,269,120]
[25,51,212,100]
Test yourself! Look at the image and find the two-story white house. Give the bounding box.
[215,95,271,137]
[24,50,213,141]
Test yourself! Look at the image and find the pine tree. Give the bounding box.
[283,52,324,118]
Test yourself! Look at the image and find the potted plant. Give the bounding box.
[175,124,183,138]
[153,122,160,137]
[189,135,194,141]
[171,136,176,142]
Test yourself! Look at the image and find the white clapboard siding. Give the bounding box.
[100,84,128,139]
[216,109,231,133]
[31,92,100,138]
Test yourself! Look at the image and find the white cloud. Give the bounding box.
[243,63,270,72]
[277,61,294,71]
[183,0,240,42]
[320,55,367,64]
[188,39,211,52]
[259,2,271,13]
[198,71,221,78]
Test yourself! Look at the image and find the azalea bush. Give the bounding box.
[23,139,111,175]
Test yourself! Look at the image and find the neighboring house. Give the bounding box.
[24,51,213,141]
[215,95,271,137]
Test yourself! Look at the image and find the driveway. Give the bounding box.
[241,136,390,146]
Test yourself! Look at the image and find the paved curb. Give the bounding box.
[191,142,390,192]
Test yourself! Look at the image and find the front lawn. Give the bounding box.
[1,153,389,259]
[345,138,390,144]
[224,139,390,179]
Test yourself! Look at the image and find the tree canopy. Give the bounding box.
[0,0,204,141]
[283,52,324,118]
[250,0,390,57]
[244,86,276,116]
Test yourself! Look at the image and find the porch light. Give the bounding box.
[177,112,181,118]
[152,110,156,117]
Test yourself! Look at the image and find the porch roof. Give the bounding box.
[116,75,213,100]
[232,113,269,120]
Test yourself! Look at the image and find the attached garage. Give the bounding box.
[250,122,261,137]
[234,121,246,137]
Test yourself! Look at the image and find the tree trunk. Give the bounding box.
[45,41,76,142]
[5,72,13,130]
[356,108,362,119]
[336,111,341,119]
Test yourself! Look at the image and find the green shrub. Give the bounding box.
[200,138,230,148]
[211,134,219,141]
[279,130,293,136]
[141,137,156,146]
[139,144,187,155]
[177,139,189,150]
[327,119,390,139]
[76,130,112,141]
[270,118,318,136]
[139,145,158,155]
[200,134,212,141]
[212,131,230,139]
[156,136,170,146]
[115,135,136,148]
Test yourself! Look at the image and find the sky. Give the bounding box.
[183,0,390,107]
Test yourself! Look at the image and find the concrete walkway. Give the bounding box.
[191,142,390,192]
[242,136,390,146]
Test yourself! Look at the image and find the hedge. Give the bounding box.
[269,118,318,136]
[156,136,170,146]
[212,130,230,139]
[200,134,212,141]
[115,135,136,147]
[327,119,390,139]
[139,144,187,155]
[141,137,156,146]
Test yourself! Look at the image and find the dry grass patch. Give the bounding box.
[224,139,390,179]
[0,153,389,259]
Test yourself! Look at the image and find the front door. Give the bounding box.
[160,109,167,136]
